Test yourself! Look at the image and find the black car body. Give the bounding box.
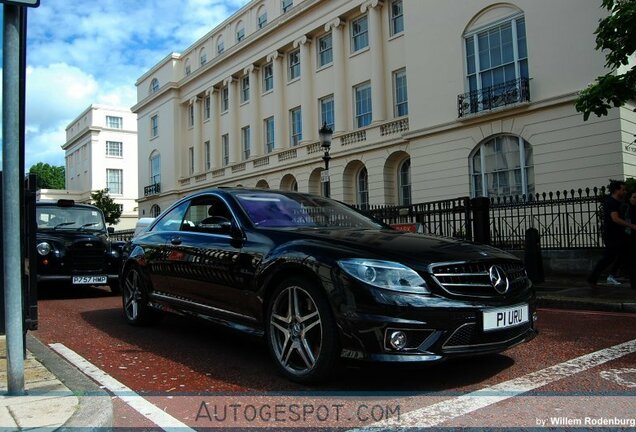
[36,200,122,292]
[120,189,537,382]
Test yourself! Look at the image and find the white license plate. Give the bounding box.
[483,304,529,332]
[72,276,107,285]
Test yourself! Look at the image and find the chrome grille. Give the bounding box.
[69,241,106,273]
[431,261,528,298]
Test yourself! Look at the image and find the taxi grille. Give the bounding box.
[69,242,106,273]
[442,322,532,349]
[431,261,528,298]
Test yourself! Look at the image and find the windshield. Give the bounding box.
[234,192,383,229]
[36,205,106,231]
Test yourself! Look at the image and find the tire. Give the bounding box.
[265,277,339,383]
[121,265,161,326]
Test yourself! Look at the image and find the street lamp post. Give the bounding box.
[319,122,333,197]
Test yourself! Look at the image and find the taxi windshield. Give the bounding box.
[36,205,106,231]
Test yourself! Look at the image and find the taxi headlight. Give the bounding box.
[337,259,429,294]
[37,242,52,256]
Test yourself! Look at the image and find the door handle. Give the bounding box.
[170,237,182,245]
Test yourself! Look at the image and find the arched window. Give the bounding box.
[149,78,159,95]
[199,47,207,66]
[398,158,411,205]
[217,35,225,55]
[470,135,534,197]
[184,58,192,76]
[357,167,369,210]
[150,204,161,218]
[236,21,245,42]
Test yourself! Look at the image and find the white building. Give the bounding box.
[58,104,139,229]
[132,0,636,217]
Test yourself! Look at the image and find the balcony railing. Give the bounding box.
[458,77,530,118]
[144,182,160,196]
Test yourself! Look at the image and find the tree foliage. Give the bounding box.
[575,0,636,120]
[91,189,122,226]
[29,162,65,189]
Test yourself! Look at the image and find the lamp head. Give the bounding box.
[319,122,333,151]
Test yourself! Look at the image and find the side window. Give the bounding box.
[152,201,189,232]
[185,196,233,232]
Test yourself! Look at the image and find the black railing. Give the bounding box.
[110,229,135,242]
[144,182,161,196]
[458,77,530,118]
[489,188,605,250]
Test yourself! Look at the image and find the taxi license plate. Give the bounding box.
[72,276,107,285]
[483,304,529,332]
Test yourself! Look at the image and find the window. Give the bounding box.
[263,63,273,92]
[282,0,292,13]
[151,115,159,138]
[150,204,162,218]
[354,82,372,128]
[394,69,408,117]
[200,49,207,66]
[222,134,229,166]
[106,169,123,195]
[258,12,267,28]
[398,159,411,206]
[390,0,404,36]
[107,116,122,129]
[241,75,250,103]
[290,107,302,146]
[236,24,245,42]
[153,201,188,232]
[188,104,194,127]
[357,167,369,210]
[241,126,251,160]
[204,95,211,119]
[106,141,122,157]
[465,15,528,110]
[185,59,192,76]
[150,152,161,184]
[351,15,369,52]
[189,147,194,174]
[222,85,229,112]
[150,78,159,94]
[470,135,534,197]
[264,117,275,153]
[288,49,300,81]
[205,141,211,170]
[217,36,224,54]
[320,95,334,131]
[317,33,333,67]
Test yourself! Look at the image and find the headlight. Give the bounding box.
[337,259,429,294]
[37,242,52,256]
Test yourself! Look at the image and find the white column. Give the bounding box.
[206,87,221,169]
[245,64,262,157]
[362,0,386,123]
[191,96,202,173]
[294,35,315,144]
[325,18,346,134]
[225,76,239,164]
[267,50,287,149]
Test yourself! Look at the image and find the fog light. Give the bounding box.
[389,331,407,350]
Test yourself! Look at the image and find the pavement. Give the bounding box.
[0,276,635,430]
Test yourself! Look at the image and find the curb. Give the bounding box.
[26,334,113,431]
[537,297,636,313]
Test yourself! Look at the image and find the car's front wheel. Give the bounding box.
[122,265,161,326]
[266,277,338,383]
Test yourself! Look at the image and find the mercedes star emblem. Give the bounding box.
[488,265,509,294]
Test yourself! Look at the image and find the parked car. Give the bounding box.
[35,199,122,293]
[120,188,537,383]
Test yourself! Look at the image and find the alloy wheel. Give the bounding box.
[123,268,142,321]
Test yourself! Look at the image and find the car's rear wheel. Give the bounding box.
[122,266,161,325]
[266,277,338,383]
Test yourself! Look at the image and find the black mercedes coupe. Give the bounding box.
[120,188,537,383]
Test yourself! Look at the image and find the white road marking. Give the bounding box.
[49,343,195,432]
[355,338,636,430]
[600,368,636,388]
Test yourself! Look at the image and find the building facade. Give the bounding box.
[132,0,636,218]
[61,105,139,229]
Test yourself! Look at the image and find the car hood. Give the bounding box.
[37,230,109,246]
[278,228,516,266]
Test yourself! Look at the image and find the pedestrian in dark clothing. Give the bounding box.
[624,190,636,289]
[587,180,636,291]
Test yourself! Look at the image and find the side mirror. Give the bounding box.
[107,227,115,234]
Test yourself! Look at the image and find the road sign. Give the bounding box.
[0,0,40,7]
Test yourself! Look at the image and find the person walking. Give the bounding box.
[587,180,636,291]
[624,190,636,289]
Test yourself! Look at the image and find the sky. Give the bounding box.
[1,0,250,170]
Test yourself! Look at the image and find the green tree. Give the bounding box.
[91,189,122,226]
[29,162,65,189]
[575,0,636,120]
